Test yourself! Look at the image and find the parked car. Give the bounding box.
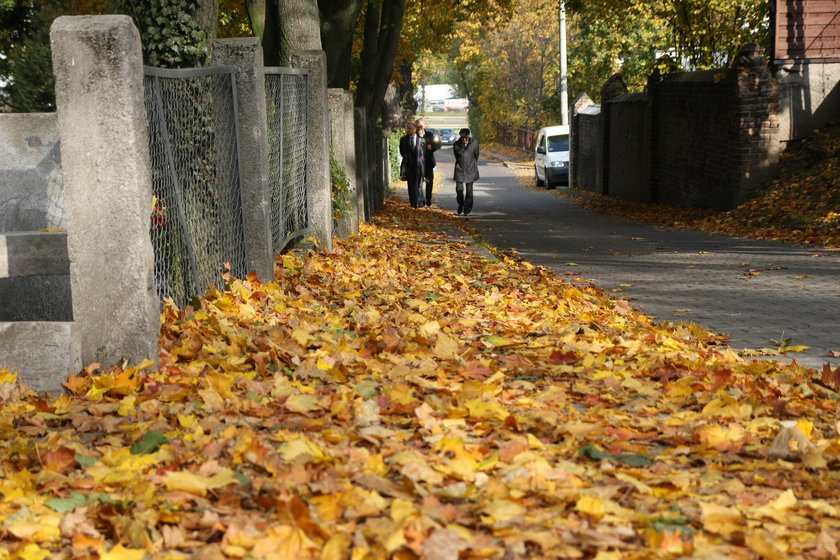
[425,128,441,146]
[431,100,446,112]
[438,128,457,145]
[534,124,570,189]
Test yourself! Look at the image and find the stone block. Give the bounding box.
[0,321,81,394]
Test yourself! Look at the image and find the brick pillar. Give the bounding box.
[50,15,159,368]
[732,43,781,204]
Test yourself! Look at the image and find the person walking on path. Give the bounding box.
[399,120,426,208]
[416,118,440,207]
[453,127,479,215]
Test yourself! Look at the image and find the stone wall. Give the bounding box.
[0,114,64,232]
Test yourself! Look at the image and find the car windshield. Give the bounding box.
[548,135,569,152]
[440,128,454,135]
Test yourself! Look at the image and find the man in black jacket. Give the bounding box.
[398,120,426,208]
[415,118,440,207]
[453,128,479,215]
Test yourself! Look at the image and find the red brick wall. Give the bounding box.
[774,0,840,61]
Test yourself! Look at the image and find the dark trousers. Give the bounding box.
[424,171,434,206]
[456,182,473,214]
[407,172,425,208]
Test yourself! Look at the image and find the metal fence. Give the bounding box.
[143,66,247,308]
[495,124,537,151]
[264,68,309,253]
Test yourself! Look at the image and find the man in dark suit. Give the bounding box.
[415,118,441,207]
[399,120,426,208]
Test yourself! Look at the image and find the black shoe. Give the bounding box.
[457,205,463,215]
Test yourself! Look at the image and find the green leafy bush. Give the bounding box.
[330,148,352,220]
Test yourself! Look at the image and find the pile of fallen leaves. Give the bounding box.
[1,199,839,560]
[493,121,840,248]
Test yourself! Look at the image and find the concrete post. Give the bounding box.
[374,125,385,213]
[213,38,274,280]
[354,106,370,221]
[290,50,332,250]
[50,16,159,367]
[343,91,360,232]
[327,88,359,238]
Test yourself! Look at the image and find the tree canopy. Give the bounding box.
[1,0,773,138]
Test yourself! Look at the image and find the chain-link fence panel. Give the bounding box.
[264,68,308,253]
[144,66,247,308]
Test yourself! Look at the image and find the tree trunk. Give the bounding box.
[247,0,282,66]
[276,0,323,64]
[356,0,405,124]
[195,0,220,44]
[318,0,362,88]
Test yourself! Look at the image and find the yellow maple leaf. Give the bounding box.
[279,436,327,463]
[464,398,509,422]
[482,499,525,524]
[575,495,605,518]
[99,544,147,560]
[700,502,743,536]
[433,332,460,359]
[163,468,236,497]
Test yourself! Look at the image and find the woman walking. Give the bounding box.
[452,128,479,215]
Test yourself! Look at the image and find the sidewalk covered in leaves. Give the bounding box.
[1,198,838,560]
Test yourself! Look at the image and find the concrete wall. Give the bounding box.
[776,61,840,141]
[0,114,64,232]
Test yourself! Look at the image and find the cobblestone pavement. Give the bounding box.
[406,146,840,371]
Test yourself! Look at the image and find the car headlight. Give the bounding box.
[549,161,568,168]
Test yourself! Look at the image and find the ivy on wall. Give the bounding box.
[114,0,209,68]
[330,147,352,220]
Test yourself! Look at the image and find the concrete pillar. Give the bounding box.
[50,16,159,367]
[290,50,332,250]
[374,125,385,212]
[327,88,359,238]
[343,91,360,232]
[213,37,274,280]
[354,106,370,221]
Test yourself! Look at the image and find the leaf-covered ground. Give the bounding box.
[1,199,839,560]
[493,119,840,248]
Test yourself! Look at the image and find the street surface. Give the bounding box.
[415,143,840,371]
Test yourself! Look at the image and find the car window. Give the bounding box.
[441,128,454,135]
[548,135,569,152]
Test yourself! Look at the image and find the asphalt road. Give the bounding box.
[419,143,840,371]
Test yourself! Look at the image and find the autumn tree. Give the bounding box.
[0,0,109,112]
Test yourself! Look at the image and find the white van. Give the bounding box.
[534,124,570,189]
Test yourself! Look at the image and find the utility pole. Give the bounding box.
[559,0,569,125]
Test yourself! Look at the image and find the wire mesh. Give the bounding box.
[143,66,247,308]
[265,69,309,253]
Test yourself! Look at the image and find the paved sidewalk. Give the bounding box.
[396,147,840,371]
